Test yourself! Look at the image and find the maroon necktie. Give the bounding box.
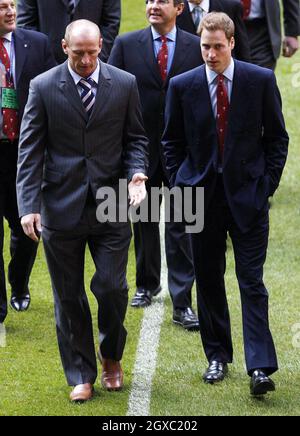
[240,0,251,20]
[0,38,19,141]
[216,74,229,160]
[157,36,168,81]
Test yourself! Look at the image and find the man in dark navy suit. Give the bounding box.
[17,0,121,63]
[163,12,289,395]
[0,0,55,324]
[109,0,203,331]
[176,0,251,61]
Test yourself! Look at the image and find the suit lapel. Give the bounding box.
[87,62,112,126]
[137,27,162,86]
[168,28,198,79]
[223,60,255,166]
[59,62,88,122]
[14,30,28,88]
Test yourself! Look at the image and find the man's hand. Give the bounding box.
[128,173,148,207]
[21,214,42,242]
[282,36,299,57]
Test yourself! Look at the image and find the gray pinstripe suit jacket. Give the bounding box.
[16,61,148,230]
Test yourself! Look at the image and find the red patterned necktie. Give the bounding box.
[241,0,251,20]
[216,74,229,161]
[157,36,168,82]
[0,38,19,141]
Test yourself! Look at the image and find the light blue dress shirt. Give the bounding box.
[151,26,177,75]
[247,0,265,20]
[206,58,235,119]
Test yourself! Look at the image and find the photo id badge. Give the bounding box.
[1,88,19,110]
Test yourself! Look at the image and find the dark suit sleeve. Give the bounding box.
[41,35,57,70]
[162,78,187,187]
[108,36,124,68]
[282,0,300,37]
[17,0,39,30]
[123,78,149,181]
[99,0,121,63]
[262,71,289,196]
[17,80,46,217]
[232,2,251,62]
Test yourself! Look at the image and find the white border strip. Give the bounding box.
[127,207,167,416]
[0,323,6,348]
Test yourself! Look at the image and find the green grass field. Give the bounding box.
[0,0,300,416]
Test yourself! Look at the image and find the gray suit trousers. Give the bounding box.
[42,204,131,386]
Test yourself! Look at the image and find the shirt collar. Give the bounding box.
[188,0,210,13]
[68,59,100,85]
[151,25,177,42]
[206,57,235,85]
[1,32,13,43]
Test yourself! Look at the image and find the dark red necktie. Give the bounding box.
[0,38,19,141]
[216,74,229,160]
[241,0,251,20]
[157,36,168,81]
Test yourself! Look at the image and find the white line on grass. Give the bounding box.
[0,323,6,348]
[127,206,168,416]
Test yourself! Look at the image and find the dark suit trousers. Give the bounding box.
[191,176,278,375]
[134,165,195,309]
[245,18,277,70]
[42,203,131,386]
[0,148,38,323]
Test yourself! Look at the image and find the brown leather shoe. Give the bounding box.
[70,383,94,402]
[101,358,124,391]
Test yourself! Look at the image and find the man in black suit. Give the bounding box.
[163,12,289,395]
[241,0,299,70]
[17,0,121,63]
[0,0,55,324]
[17,20,148,402]
[109,0,203,331]
[177,0,251,61]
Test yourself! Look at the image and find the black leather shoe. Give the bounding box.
[131,286,162,308]
[10,294,31,312]
[250,370,275,396]
[203,361,228,384]
[173,307,200,331]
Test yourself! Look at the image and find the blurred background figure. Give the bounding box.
[176,0,251,61]
[0,0,55,324]
[17,0,121,63]
[241,0,300,70]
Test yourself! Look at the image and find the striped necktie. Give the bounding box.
[193,6,203,30]
[79,78,96,117]
[67,0,75,17]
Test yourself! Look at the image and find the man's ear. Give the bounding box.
[61,39,68,55]
[230,36,235,51]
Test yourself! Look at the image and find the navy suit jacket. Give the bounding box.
[17,0,121,63]
[109,27,203,178]
[14,27,56,123]
[177,0,251,62]
[162,60,289,233]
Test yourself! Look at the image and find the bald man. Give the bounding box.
[17,20,148,402]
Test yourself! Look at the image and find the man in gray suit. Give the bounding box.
[17,0,121,63]
[242,0,300,70]
[17,20,148,403]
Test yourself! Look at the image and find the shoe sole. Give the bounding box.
[172,319,200,331]
[251,381,275,396]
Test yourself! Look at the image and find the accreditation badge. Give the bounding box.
[1,88,19,110]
